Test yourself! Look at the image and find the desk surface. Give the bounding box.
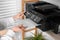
[15,19,39,30]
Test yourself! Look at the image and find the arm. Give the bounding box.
[5,29,15,37]
[1,36,12,40]
[1,30,15,40]
[1,25,24,40]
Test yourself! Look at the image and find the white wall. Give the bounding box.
[41,0,60,8]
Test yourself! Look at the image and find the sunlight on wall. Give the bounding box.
[42,0,60,7]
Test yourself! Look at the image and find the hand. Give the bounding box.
[13,12,24,20]
[19,25,26,29]
[12,25,24,32]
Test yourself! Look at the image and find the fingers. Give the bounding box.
[13,12,24,20]
[18,25,26,30]
[18,12,24,16]
[19,13,24,16]
[18,25,24,28]
[12,26,22,32]
[12,24,25,32]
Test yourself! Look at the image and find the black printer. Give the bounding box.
[25,1,60,34]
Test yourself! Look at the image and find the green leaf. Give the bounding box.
[25,33,46,40]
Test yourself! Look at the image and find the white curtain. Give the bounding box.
[0,0,22,18]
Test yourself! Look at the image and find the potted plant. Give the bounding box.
[25,33,46,40]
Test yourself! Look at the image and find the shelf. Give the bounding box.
[24,0,39,2]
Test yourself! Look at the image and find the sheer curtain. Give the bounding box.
[0,0,22,18]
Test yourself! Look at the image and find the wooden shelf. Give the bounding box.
[24,0,39,2]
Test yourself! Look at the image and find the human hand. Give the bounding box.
[13,12,24,20]
[12,25,24,32]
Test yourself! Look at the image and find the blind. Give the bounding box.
[0,0,22,18]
